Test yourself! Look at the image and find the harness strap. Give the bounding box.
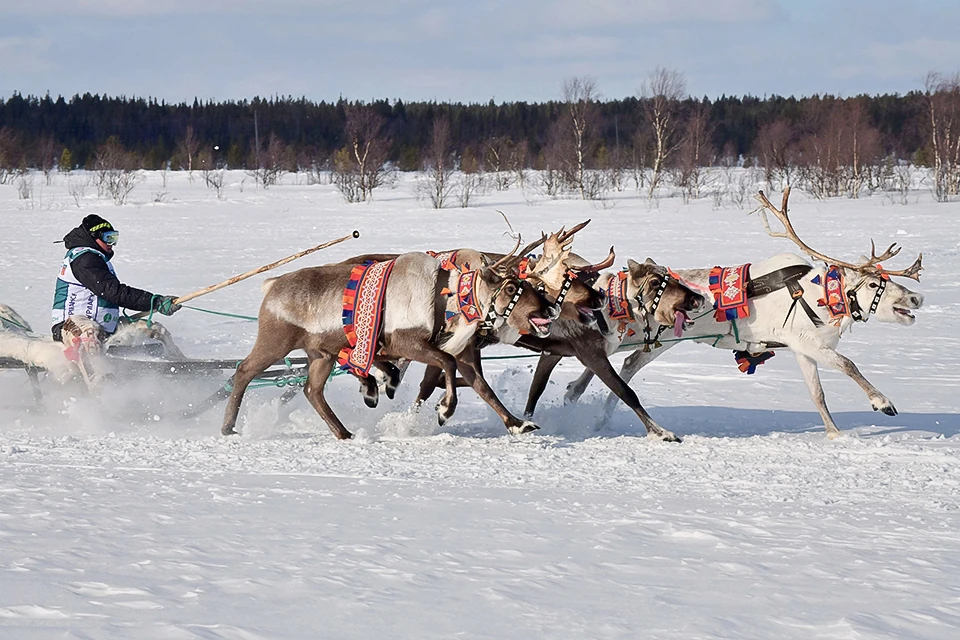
[746,264,813,297]
[479,280,524,333]
[782,278,825,328]
[849,278,886,323]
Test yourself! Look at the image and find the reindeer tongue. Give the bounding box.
[674,310,687,338]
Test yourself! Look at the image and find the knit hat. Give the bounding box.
[82,214,115,239]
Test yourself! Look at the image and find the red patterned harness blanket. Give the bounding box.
[338,259,396,377]
[709,264,751,322]
[447,270,483,324]
[426,250,460,271]
[605,272,636,341]
[812,266,850,326]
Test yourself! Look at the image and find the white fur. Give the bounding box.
[382,253,439,334]
[0,304,75,381]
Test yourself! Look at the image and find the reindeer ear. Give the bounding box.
[479,268,503,286]
[644,257,658,265]
[627,258,641,273]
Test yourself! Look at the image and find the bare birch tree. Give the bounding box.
[925,71,960,202]
[560,76,601,199]
[484,136,515,191]
[176,125,200,174]
[333,104,392,203]
[93,136,143,205]
[753,119,797,190]
[642,67,686,198]
[36,135,58,185]
[673,102,715,202]
[248,133,291,188]
[420,116,456,209]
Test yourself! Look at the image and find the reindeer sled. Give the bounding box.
[0,234,363,417]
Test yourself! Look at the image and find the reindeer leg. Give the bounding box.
[222,316,298,436]
[575,348,680,442]
[222,348,287,436]
[416,365,444,406]
[303,353,353,440]
[793,343,897,420]
[794,352,842,439]
[389,330,459,426]
[563,368,594,406]
[375,361,403,400]
[525,354,563,418]
[458,347,539,435]
[358,372,380,408]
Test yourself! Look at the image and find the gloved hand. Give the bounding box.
[155,295,182,316]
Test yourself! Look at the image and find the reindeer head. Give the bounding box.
[476,268,557,337]
[755,187,924,326]
[514,221,609,325]
[849,269,925,326]
[474,236,559,337]
[626,258,705,328]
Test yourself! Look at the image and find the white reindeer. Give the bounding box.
[0,304,76,382]
[561,188,925,438]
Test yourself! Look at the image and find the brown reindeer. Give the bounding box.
[520,258,706,442]
[222,249,556,439]
[410,225,614,408]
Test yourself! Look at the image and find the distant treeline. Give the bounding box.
[0,90,932,171]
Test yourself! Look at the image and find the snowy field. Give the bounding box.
[1,170,959,639]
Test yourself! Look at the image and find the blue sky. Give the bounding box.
[1,0,957,104]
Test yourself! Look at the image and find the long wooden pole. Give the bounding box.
[131,230,360,321]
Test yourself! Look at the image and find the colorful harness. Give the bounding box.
[811,266,850,326]
[708,264,751,322]
[605,269,671,350]
[442,269,525,333]
[426,250,460,271]
[338,259,396,377]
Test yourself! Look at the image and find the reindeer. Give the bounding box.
[221,247,558,439]
[409,224,613,406]
[561,187,925,439]
[343,222,611,414]
[519,258,706,442]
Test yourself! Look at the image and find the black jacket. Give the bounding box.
[61,225,156,312]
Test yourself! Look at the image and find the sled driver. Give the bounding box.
[51,215,181,368]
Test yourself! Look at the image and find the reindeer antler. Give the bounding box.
[489,234,525,271]
[557,219,591,244]
[754,187,923,280]
[579,247,616,273]
[880,253,924,281]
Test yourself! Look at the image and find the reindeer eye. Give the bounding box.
[505,283,518,297]
[649,279,660,289]
[869,283,879,289]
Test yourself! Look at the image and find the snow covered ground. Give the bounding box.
[1,170,959,639]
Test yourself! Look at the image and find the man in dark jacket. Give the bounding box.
[52,214,181,344]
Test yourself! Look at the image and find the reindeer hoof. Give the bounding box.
[385,385,397,400]
[826,429,842,440]
[508,421,540,435]
[871,396,897,416]
[435,399,456,425]
[221,426,238,436]
[652,431,682,443]
[520,421,540,434]
[363,395,379,409]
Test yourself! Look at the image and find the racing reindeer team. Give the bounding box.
[25,188,925,442]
